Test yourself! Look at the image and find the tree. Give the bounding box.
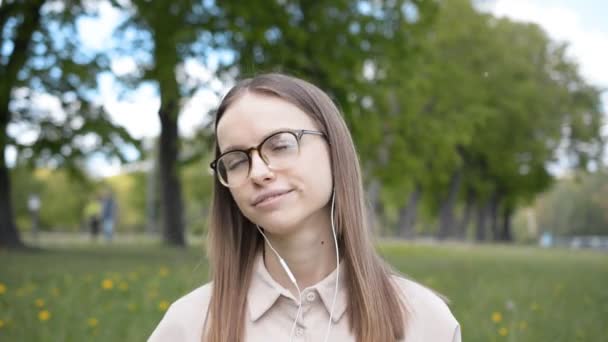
[1,0,137,248]
[534,170,608,236]
[109,0,220,246]
[463,17,604,241]
[373,0,604,241]
[375,0,495,238]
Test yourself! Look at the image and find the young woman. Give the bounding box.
[148,73,460,342]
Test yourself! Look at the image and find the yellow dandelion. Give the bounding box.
[498,327,508,336]
[118,282,129,291]
[35,298,45,308]
[0,283,6,295]
[0,319,5,329]
[159,267,169,277]
[87,317,99,328]
[101,279,114,290]
[491,312,503,323]
[519,321,528,330]
[38,310,51,322]
[159,300,170,311]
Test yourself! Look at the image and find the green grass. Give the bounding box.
[1,239,606,341]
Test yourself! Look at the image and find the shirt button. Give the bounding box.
[306,292,316,302]
[295,327,305,337]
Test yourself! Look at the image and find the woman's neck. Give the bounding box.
[262,216,337,298]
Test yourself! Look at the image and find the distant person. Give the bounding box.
[101,191,117,242]
[540,231,553,248]
[84,197,102,240]
[149,74,460,341]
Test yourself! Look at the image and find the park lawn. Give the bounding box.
[0,241,606,341]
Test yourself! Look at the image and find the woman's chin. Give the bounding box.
[256,219,298,237]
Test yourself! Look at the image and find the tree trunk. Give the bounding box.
[489,191,501,241]
[0,0,45,248]
[456,188,475,240]
[151,17,187,247]
[475,200,489,242]
[0,124,23,248]
[437,169,463,239]
[397,184,421,239]
[158,103,185,246]
[499,206,513,242]
[145,150,159,234]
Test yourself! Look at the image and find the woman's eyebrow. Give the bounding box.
[221,127,294,153]
[222,143,247,154]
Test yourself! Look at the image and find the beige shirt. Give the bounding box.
[149,253,461,342]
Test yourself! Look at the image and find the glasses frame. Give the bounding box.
[210,129,327,187]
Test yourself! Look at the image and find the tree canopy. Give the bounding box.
[1,0,605,247]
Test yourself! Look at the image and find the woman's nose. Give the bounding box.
[249,150,274,182]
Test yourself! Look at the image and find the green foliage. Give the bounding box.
[532,170,608,236]
[106,172,147,232]
[1,0,140,247]
[375,0,605,235]
[216,0,439,166]
[11,166,93,231]
[2,0,140,170]
[10,157,214,235]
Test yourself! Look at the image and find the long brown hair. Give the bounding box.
[205,73,408,342]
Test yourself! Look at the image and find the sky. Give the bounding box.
[5,0,608,177]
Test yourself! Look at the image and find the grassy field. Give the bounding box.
[0,238,606,341]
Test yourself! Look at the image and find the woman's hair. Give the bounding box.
[204,73,408,342]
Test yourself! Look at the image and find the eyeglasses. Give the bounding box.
[210,129,327,188]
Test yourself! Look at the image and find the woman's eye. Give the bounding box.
[227,159,247,171]
[272,143,290,151]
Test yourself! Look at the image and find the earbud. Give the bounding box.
[279,257,298,286]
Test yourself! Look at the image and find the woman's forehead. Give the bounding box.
[216,93,317,149]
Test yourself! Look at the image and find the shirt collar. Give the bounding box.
[247,251,347,323]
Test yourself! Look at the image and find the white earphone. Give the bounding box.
[256,189,339,342]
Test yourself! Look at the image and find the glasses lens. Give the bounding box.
[216,151,249,186]
[261,132,299,169]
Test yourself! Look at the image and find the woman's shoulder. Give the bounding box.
[170,282,214,313]
[147,282,213,342]
[391,275,461,341]
[391,275,454,318]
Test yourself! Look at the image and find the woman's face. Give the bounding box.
[216,92,333,235]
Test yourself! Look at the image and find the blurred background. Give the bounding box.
[1,0,607,341]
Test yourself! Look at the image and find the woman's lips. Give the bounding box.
[254,189,294,208]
